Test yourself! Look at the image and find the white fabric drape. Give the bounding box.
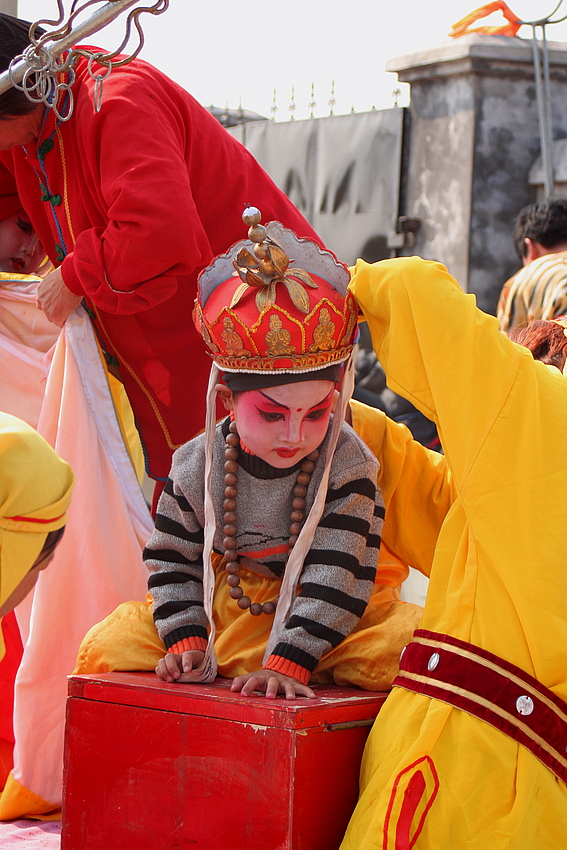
[2,292,152,806]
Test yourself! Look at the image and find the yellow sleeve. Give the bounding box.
[350,399,453,580]
[349,257,523,485]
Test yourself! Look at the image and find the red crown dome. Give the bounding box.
[194,209,358,377]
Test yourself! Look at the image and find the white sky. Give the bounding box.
[16,0,567,121]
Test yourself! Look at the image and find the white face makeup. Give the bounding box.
[225,380,334,469]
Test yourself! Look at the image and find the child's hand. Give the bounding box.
[231,668,316,700]
[155,650,205,683]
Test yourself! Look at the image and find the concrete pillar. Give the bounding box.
[387,34,567,313]
[0,1,18,14]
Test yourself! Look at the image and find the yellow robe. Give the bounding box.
[342,257,567,849]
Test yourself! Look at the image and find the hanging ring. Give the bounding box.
[87,55,112,113]
[52,83,74,122]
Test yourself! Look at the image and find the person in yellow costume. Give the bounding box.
[341,256,567,850]
[0,412,74,786]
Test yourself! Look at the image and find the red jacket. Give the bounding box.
[0,52,319,479]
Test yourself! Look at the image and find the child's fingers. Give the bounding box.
[238,675,261,697]
[265,677,280,700]
[162,653,182,680]
[155,655,179,682]
[154,659,170,681]
[283,680,296,700]
[230,671,316,699]
[181,650,204,672]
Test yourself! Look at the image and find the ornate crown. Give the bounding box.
[194,207,357,375]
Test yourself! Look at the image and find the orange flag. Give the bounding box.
[449,1,521,38]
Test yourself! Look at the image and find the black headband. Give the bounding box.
[222,363,343,392]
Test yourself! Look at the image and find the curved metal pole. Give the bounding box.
[541,25,555,197]
[518,0,567,199]
[529,25,555,198]
[0,0,140,97]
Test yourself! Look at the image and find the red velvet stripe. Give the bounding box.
[414,629,567,713]
[394,630,567,783]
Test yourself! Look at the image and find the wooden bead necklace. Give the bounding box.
[223,419,319,616]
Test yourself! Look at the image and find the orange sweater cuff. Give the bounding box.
[264,655,311,686]
[168,637,208,655]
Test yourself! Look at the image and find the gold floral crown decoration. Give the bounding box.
[231,207,318,315]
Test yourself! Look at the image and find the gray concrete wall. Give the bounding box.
[388,35,567,314]
[402,74,475,292]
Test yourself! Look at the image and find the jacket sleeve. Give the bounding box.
[350,399,454,579]
[264,450,383,685]
[60,75,213,314]
[144,456,208,654]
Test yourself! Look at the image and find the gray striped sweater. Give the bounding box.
[144,417,384,683]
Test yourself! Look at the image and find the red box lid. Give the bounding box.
[67,672,387,730]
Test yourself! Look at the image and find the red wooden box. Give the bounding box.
[62,672,387,850]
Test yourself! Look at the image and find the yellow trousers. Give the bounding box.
[76,555,423,691]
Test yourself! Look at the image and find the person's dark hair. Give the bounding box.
[31,526,65,568]
[513,199,567,262]
[0,13,45,118]
[509,320,567,370]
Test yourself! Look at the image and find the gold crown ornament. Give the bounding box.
[194,207,358,377]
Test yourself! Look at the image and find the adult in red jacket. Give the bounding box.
[0,14,318,485]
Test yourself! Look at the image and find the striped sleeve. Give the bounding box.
[144,459,208,653]
[265,436,383,684]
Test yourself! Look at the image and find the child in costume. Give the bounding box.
[76,208,424,696]
[341,257,567,850]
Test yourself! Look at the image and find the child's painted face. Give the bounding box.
[0,211,46,275]
[231,380,335,469]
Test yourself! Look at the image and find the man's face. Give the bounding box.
[0,106,44,151]
[0,210,46,274]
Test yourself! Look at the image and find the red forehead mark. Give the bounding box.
[296,408,304,413]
